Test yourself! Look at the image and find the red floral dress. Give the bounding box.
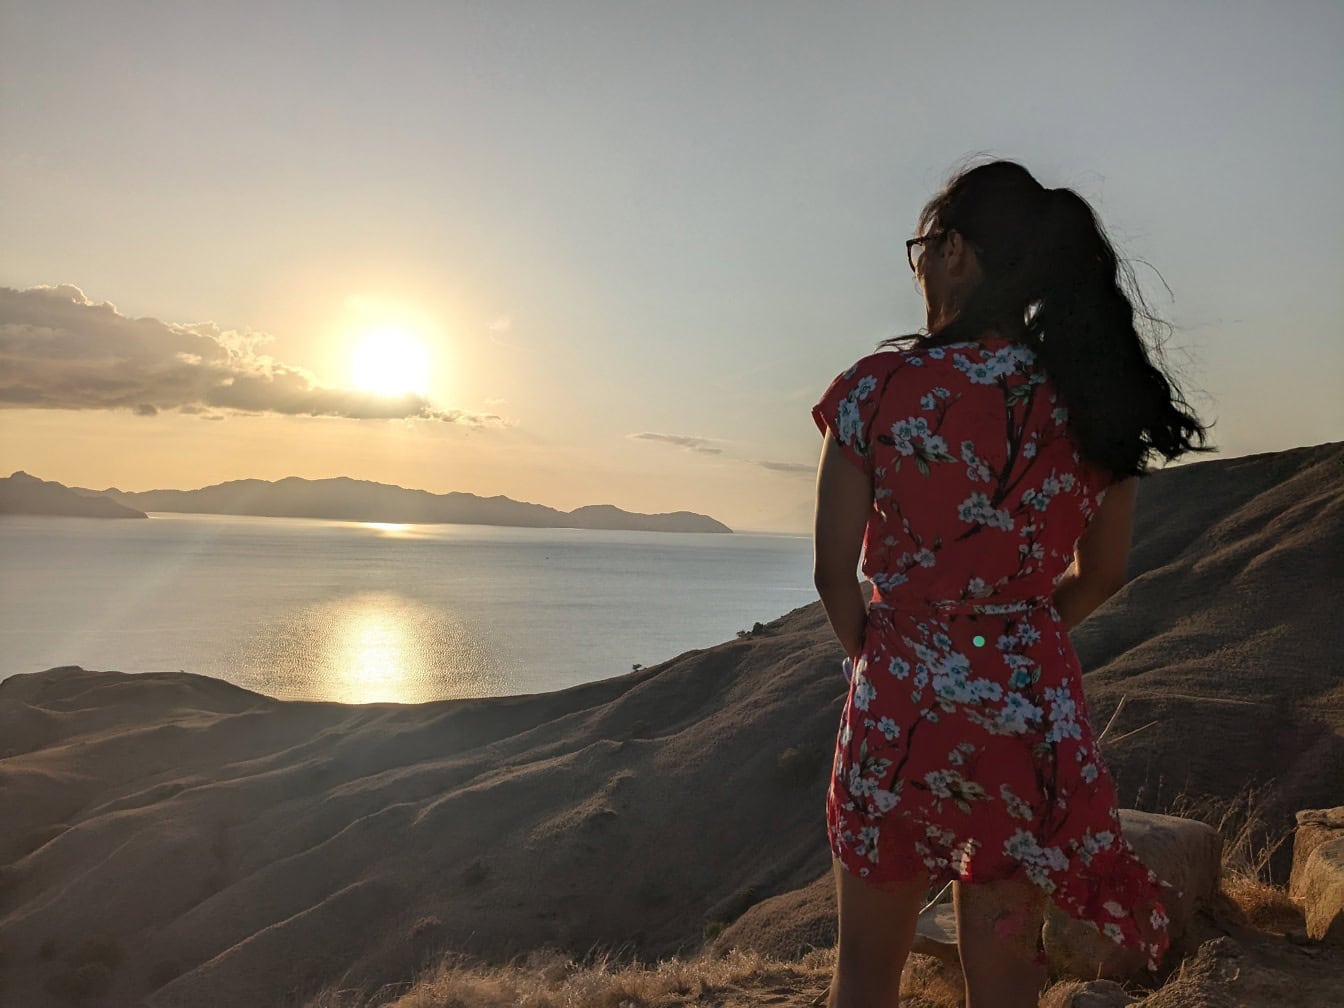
[812,335,1174,973]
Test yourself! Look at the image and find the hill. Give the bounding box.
[0,440,1339,1006]
[72,475,731,533]
[0,471,146,518]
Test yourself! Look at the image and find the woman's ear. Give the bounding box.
[945,230,984,295]
[945,230,970,278]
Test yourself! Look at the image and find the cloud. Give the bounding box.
[487,314,524,351]
[629,432,724,455]
[630,433,815,476]
[749,459,814,475]
[0,284,503,425]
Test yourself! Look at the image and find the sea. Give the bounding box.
[0,513,816,704]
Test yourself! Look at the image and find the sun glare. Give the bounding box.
[350,328,431,397]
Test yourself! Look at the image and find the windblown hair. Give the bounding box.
[884,158,1216,481]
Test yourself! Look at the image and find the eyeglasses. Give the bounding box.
[906,230,947,273]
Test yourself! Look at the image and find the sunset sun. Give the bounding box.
[349,328,431,397]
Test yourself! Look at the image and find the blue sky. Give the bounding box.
[1,1,1340,531]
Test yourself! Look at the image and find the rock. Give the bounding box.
[1289,807,1344,897]
[1042,811,1222,981]
[911,903,959,966]
[1128,936,1243,1007]
[1293,836,1344,946]
[712,871,963,966]
[1061,978,1133,1008]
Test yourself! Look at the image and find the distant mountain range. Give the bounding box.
[7,472,731,533]
[0,471,147,518]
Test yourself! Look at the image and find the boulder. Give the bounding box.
[1124,928,1344,1008]
[1289,807,1344,896]
[1289,806,1344,945]
[708,871,961,964]
[1128,936,1242,1008]
[1042,811,1222,981]
[910,902,959,966]
[1294,839,1344,946]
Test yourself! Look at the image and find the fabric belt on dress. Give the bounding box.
[869,587,1056,616]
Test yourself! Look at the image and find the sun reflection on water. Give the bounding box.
[359,522,415,537]
[338,607,416,703]
[241,591,511,704]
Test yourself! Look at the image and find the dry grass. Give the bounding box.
[305,943,977,1008]
[896,953,964,1007]
[308,945,832,1008]
[1218,874,1302,932]
[1035,979,1088,1008]
[307,779,1308,1008]
[1160,778,1303,932]
[305,942,1109,1008]
[1163,780,1293,880]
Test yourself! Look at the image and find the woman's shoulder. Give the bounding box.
[824,335,1031,399]
[837,348,910,377]
[834,342,967,383]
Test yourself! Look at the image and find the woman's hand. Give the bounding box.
[813,430,873,662]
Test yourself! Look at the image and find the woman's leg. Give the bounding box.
[954,878,1050,1008]
[828,857,931,1008]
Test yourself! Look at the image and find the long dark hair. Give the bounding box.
[884,158,1216,481]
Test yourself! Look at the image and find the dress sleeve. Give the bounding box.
[811,355,890,476]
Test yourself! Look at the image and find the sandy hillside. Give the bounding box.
[0,440,1340,1007]
[1070,439,1344,879]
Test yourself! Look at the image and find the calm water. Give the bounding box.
[0,513,815,703]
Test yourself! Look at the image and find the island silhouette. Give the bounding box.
[0,471,732,533]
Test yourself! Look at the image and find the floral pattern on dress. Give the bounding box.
[812,336,1174,973]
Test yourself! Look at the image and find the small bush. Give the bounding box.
[703,920,725,941]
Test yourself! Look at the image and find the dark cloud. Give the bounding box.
[0,284,502,425]
[629,432,723,455]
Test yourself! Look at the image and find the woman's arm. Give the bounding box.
[812,430,873,660]
[1051,565,1124,633]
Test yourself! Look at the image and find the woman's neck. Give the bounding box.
[918,326,1013,349]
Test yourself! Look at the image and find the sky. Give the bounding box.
[1,1,1341,533]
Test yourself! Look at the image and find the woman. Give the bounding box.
[812,159,1215,1008]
